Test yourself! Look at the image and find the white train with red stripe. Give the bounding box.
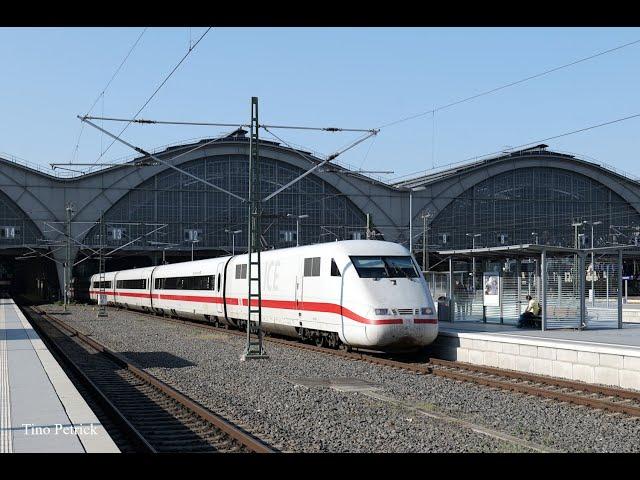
[89,240,438,351]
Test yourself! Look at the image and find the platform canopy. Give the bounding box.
[437,243,637,259]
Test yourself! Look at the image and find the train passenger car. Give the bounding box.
[151,259,225,321]
[90,240,438,351]
[112,267,156,312]
[89,271,117,305]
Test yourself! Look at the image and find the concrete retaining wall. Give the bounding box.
[427,331,640,391]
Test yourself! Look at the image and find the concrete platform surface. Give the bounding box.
[0,299,119,453]
[440,321,640,353]
[429,321,640,390]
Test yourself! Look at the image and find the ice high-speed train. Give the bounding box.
[89,240,438,350]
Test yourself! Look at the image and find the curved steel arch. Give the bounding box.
[71,141,405,240]
[408,154,640,224]
[78,150,376,249]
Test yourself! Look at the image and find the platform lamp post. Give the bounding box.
[408,186,426,255]
[287,214,309,247]
[190,239,200,262]
[225,229,242,255]
[421,211,432,272]
[572,220,587,290]
[531,232,539,244]
[63,203,74,313]
[588,221,602,306]
[163,244,178,264]
[466,233,481,288]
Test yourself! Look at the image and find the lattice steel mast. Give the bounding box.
[242,97,268,360]
[63,203,74,312]
[97,211,108,318]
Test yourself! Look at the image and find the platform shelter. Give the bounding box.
[426,244,635,331]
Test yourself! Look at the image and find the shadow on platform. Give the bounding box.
[1,327,40,341]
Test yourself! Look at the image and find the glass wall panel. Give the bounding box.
[83,153,366,253]
[428,167,640,250]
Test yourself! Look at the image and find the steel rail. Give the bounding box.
[113,308,431,373]
[429,358,640,401]
[74,305,640,418]
[429,361,640,417]
[21,305,155,453]
[28,306,275,453]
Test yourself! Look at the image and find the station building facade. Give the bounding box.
[1,131,639,298]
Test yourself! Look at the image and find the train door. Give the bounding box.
[215,263,224,315]
[295,259,303,316]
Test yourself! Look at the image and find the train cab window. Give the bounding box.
[350,256,419,279]
[303,257,321,277]
[235,264,247,279]
[331,259,341,277]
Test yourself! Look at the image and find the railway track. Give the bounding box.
[91,305,640,420]
[24,305,275,454]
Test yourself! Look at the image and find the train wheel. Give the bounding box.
[315,335,326,348]
[327,333,340,349]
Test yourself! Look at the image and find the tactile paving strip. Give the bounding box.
[0,302,12,453]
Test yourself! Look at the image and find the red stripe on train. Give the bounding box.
[88,290,435,326]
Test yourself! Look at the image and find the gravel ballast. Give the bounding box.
[41,304,640,453]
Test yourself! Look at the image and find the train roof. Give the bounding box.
[96,240,411,277]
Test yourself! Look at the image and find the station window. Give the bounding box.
[235,264,247,279]
[331,259,341,277]
[303,257,321,277]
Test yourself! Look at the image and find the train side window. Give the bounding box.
[217,273,221,291]
[304,257,321,277]
[331,259,341,277]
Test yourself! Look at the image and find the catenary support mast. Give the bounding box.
[97,211,108,318]
[242,97,268,360]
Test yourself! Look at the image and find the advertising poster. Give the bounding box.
[483,273,500,307]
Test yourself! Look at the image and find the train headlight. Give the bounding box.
[421,307,433,315]
[375,308,390,315]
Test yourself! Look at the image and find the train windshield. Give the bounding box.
[350,256,419,278]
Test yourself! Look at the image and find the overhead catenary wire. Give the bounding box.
[393,111,640,182]
[260,126,378,202]
[94,27,213,165]
[71,27,148,163]
[79,115,375,133]
[81,116,247,129]
[378,37,640,130]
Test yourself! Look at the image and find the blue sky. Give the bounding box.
[1,27,639,180]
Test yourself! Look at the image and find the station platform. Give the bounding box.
[428,321,640,391]
[1,298,119,453]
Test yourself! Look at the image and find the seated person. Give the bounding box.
[517,295,541,328]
